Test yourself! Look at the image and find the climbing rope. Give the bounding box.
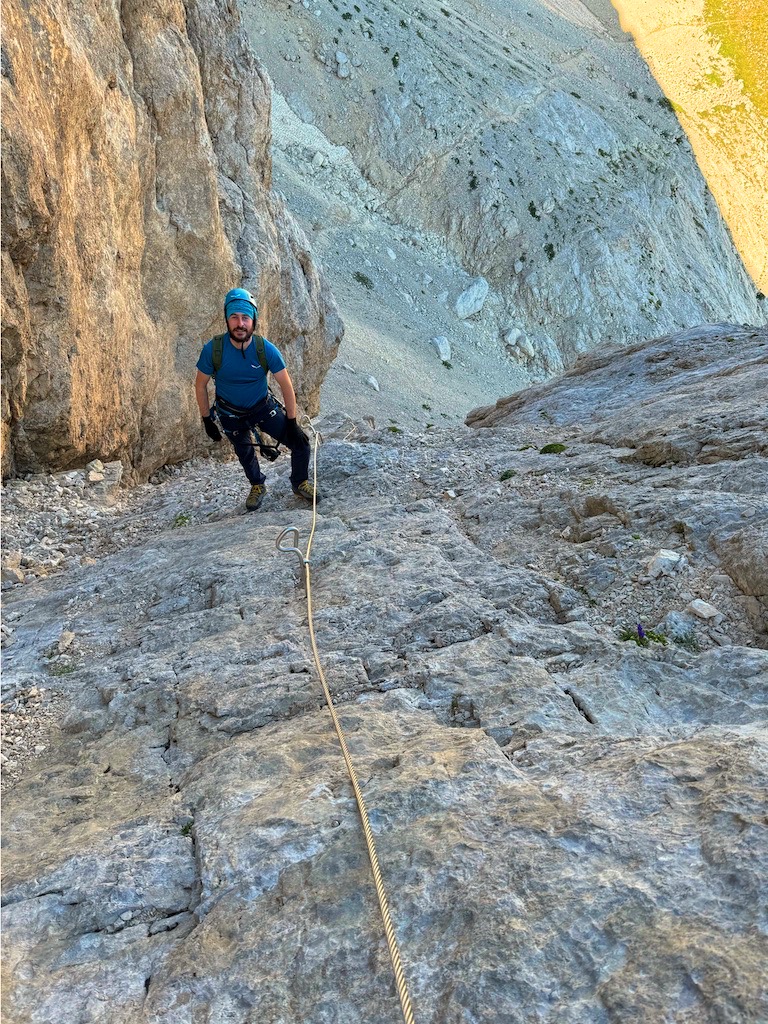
[276,422,416,1024]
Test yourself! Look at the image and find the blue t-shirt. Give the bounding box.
[197,334,286,408]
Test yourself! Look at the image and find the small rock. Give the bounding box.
[657,611,697,640]
[563,606,589,622]
[88,471,105,483]
[85,459,104,473]
[1,567,25,585]
[503,327,535,360]
[430,336,451,361]
[365,376,380,392]
[455,278,489,319]
[687,599,721,621]
[57,631,76,653]
[647,549,686,579]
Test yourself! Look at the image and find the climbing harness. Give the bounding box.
[276,422,416,1024]
[212,396,283,462]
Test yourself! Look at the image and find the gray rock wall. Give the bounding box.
[0,0,342,480]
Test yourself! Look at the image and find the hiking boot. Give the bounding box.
[245,482,267,511]
[293,480,321,504]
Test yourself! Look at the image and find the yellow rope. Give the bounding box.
[300,422,416,1024]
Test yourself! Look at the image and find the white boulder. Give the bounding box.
[454,278,489,319]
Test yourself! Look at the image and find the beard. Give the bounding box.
[230,325,254,346]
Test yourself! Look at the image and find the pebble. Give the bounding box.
[687,598,721,621]
[431,336,451,361]
[57,632,76,653]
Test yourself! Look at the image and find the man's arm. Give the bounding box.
[195,370,212,417]
[272,368,298,419]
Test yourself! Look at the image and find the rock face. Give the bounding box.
[2,325,767,1022]
[0,0,342,481]
[242,0,764,373]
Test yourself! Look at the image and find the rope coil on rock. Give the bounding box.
[276,422,416,1024]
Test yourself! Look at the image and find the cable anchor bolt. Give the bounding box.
[276,526,309,588]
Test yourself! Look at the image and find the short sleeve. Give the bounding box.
[197,340,214,376]
[264,340,286,374]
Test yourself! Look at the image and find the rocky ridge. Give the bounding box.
[2,324,767,1022]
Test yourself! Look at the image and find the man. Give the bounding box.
[195,288,319,511]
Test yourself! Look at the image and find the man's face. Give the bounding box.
[227,313,254,344]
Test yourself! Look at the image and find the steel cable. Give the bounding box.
[294,421,416,1024]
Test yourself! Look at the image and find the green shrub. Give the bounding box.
[48,663,76,676]
[499,469,517,481]
[619,625,668,647]
[540,443,567,454]
[353,271,374,289]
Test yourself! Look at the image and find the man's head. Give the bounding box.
[224,288,258,344]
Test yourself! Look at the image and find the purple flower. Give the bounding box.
[637,622,646,640]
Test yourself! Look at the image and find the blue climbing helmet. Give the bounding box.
[224,287,258,323]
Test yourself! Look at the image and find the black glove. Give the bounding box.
[284,417,308,447]
[202,414,222,442]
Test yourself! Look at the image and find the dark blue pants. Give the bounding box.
[216,395,310,488]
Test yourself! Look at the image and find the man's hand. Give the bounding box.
[202,415,222,442]
[284,417,308,446]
